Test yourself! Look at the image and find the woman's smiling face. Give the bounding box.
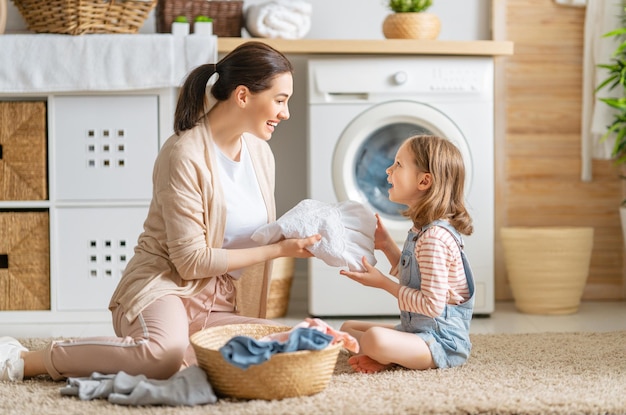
[245,72,292,140]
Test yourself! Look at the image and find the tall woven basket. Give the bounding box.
[190,324,342,400]
[11,0,157,35]
[156,0,243,36]
[501,227,594,315]
[266,257,295,319]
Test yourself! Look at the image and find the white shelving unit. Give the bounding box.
[0,34,216,337]
[0,90,175,336]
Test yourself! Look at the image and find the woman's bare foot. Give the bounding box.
[348,355,391,374]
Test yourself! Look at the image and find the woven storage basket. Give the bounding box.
[190,324,341,400]
[266,257,295,318]
[156,0,243,36]
[0,211,50,311]
[0,101,47,201]
[501,227,594,315]
[11,0,157,35]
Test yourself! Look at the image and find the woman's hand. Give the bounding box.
[226,234,320,272]
[340,256,399,297]
[276,234,321,258]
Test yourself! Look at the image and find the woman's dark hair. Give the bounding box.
[173,41,294,134]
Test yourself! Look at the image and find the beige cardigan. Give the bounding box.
[109,117,276,322]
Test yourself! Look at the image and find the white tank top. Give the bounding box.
[214,138,268,278]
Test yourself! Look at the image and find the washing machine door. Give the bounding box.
[332,100,472,240]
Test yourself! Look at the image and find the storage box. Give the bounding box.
[55,206,147,311]
[0,101,47,201]
[0,211,50,310]
[53,95,158,202]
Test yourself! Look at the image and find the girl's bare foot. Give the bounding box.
[348,355,391,374]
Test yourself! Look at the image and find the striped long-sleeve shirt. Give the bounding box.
[394,226,470,318]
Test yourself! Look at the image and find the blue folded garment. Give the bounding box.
[219,327,334,369]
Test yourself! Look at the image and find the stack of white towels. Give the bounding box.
[245,0,312,39]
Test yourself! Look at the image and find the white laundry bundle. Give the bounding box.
[245,0,312,39]
[251,199,377,272]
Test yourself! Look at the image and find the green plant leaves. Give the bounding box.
[596,6,626,165]
[387,0,432,13]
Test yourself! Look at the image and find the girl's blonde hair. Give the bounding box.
[402,135,473,236]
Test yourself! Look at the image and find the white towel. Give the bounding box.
[580,0,622,181]
[245,0,312,39]
[251,199,377,272]
[0,34,217,93]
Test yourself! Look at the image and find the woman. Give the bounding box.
[0,41,320,382]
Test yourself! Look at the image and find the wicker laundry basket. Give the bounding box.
[266,257,295,319]
[501,227,594,315]
[190,324,342,400]
[11,0,157,35]
[156,0,243,36]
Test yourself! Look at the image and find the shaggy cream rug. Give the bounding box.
[2,331,625,415]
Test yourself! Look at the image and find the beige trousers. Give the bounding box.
[42,290,276,380]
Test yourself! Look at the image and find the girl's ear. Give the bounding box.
[418,172,433,190]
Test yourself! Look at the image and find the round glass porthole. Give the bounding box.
[332,100,471,236]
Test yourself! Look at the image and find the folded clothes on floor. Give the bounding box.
[60,365,217,406]
[219,327,333,369]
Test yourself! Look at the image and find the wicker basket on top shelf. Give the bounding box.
[11,0,157,35]
[156,0,243,36]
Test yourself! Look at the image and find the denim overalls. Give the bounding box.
[395,220,475,368]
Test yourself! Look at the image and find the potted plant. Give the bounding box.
[193,15,213,36]
[171,15,190,36]
[382,0,440,40]
[595,8,626,243]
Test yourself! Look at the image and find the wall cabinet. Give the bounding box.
[0,91,174,335]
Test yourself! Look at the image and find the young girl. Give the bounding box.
[339,134,475,373]
[0,41,320,382]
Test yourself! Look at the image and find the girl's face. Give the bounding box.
[386,142,431,207]
[244,72,292,140]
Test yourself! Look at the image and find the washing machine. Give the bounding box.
[307,56,494,316]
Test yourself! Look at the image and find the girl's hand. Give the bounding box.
[374,213,395,251]
[340,256,388,289]
[276,234,321,258]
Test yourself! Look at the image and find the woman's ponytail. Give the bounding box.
[173,63,218,135]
